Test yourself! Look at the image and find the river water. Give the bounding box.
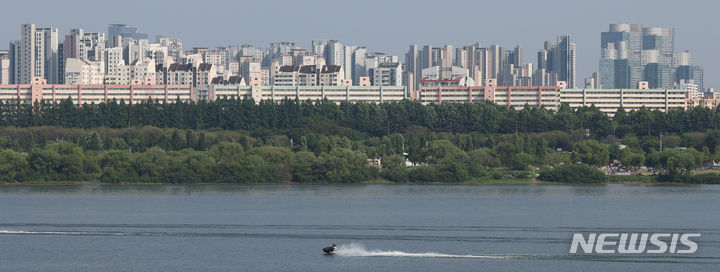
[0,184,718,271]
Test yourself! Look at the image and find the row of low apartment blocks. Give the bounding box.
[417,79,689,116]
[0,77,406,105]
[0,77,714,118]
[0,77,194,105]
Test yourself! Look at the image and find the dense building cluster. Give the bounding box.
[0,23,712,114]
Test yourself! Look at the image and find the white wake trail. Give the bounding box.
[334,243,509,259]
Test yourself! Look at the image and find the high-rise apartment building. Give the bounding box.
[404,45,420,93]
[535,35,575,88]
[0,50,9,84]
[312,40,329,56]
[353,46,368,84]
[554,35,576,88]
[369,62,402,86]
[488,45,504,82]
[343,45,356,83]
[325,41,344,66]
[454,43,485,86]
[9,24,60,84]
[64,29,106,64]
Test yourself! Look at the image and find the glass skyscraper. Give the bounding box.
[599,24,677,89]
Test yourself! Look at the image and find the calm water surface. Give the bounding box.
[0,184,718,271]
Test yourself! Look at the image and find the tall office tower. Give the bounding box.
[12,24,60,84]
[600,24,675,89]
[108,24,148,47]
[676,65,703,91]
[674,50,693,68]
[641,27,674,88]
[672,50,703,90]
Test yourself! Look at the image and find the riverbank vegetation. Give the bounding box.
[1,97,720,184]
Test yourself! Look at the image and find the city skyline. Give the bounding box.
[0,0,716,88]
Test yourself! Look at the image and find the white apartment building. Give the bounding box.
[64,58,104,85]
[416,85,686,116]
[370,62,402,86]
[11,24,60,84]
[195,63,217,86]
[560,88,687,115]
[0,51,9,84]
[318,65,345,86]
[129,58,156,85]
[207,85,407,103]
[273,65,346,86]
[240,60,263,86]
[161,63,194,86]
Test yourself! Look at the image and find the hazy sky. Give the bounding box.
[1,0,717,87]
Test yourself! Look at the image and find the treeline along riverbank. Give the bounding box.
[1,97,720,184]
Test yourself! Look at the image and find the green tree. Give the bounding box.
[425,140,469,163]
[623,153,645,168]
[209,142,244,163]
[133,147,170,182]
[81,132,103,151]
[290,151,318,183]
[317,148,370,183]
[99,150,135,183]
[646,149,702,180]
[0,149,29,182]
[28,148,60,178]
[571,140,609,166]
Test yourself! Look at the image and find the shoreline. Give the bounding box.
[0,179,709,187]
